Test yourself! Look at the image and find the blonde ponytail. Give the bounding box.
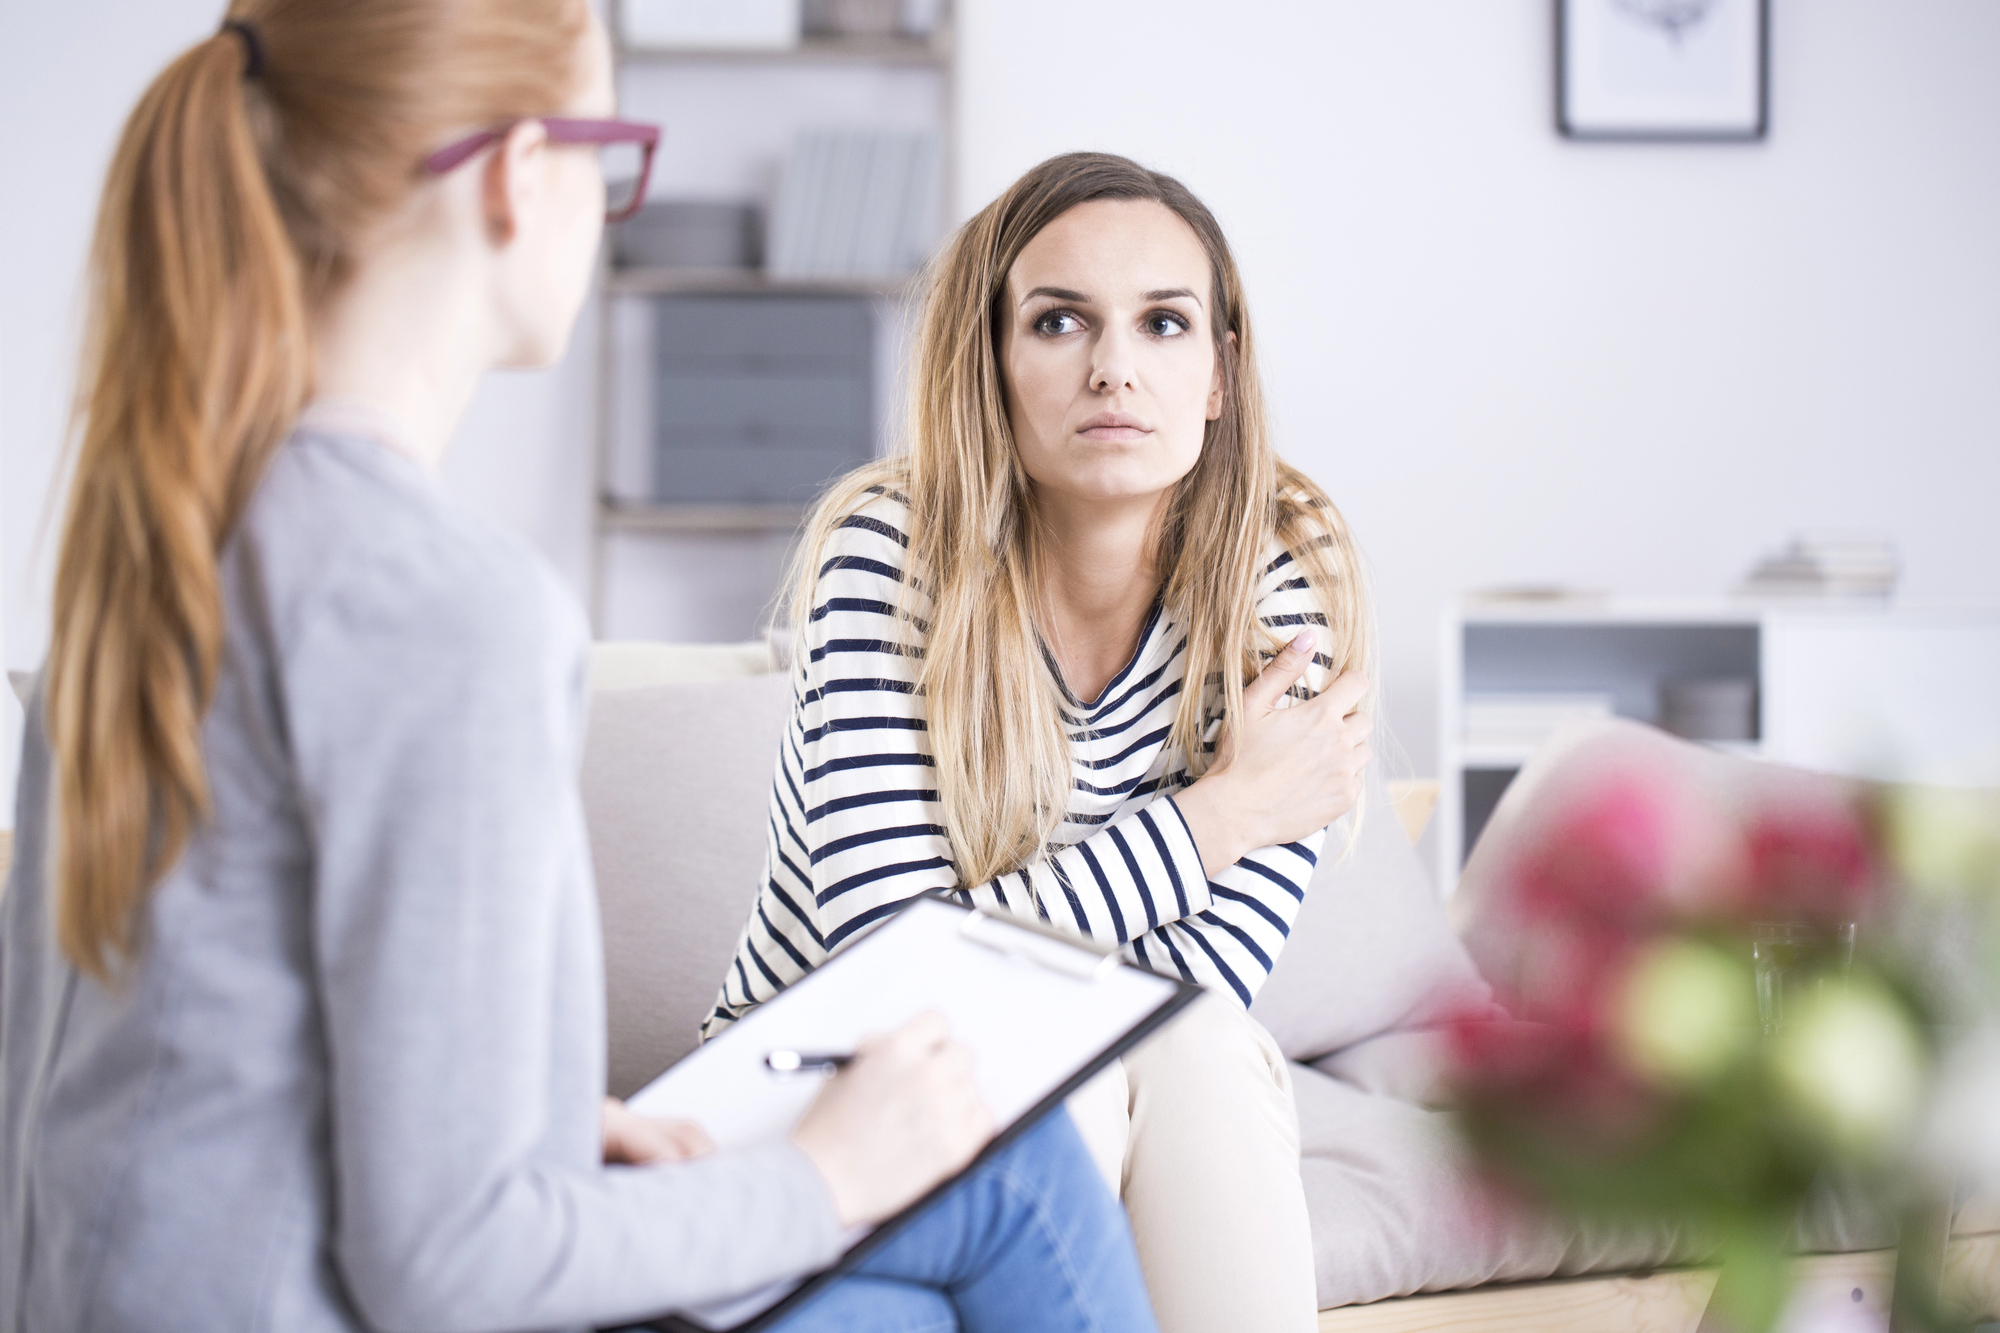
[47,32,309,979]
[45,0,589,979]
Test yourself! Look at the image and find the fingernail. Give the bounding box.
[1289,632,1313,653]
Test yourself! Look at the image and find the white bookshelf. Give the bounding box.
[590,7,954,636]
[1436,598,2000,894]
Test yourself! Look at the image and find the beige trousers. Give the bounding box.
[1066,994,1319,1333]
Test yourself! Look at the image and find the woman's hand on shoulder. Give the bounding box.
[1174,632,1372,875]
[601,1097,717,1165]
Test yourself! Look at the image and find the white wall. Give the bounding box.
[956,0,2000,778]
[0,623,16,829]
[0,3,226,819]
[0,2,606,815]
[0,3,927,673]
[0,3,604,681]
[6,1,1999,800]
[1,4,204,672]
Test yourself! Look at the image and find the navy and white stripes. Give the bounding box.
[703,490,1334,1040]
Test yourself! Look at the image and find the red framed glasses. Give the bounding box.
[423,117,662,223]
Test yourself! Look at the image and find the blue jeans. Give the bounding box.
[771,1110,1158,1333]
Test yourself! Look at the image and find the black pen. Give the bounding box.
[764,1049,853,1074]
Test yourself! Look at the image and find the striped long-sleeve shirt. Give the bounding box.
[703,489,1336,1040]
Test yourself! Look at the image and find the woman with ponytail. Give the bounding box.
[0,7,1159,1332]
[709,153,1379,1332]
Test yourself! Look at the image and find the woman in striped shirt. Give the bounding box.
[710,152,1375,1332]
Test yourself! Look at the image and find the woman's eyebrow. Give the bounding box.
[1016,284,1203,307]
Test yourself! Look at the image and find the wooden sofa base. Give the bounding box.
[1316,1233,2000,1332]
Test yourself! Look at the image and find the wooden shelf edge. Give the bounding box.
[616,32,950,67]
[1385,779,1442,846]
[604,267,914,299]
[1454,597,1769,626]
[600,501,807,534]
[1314,1236,2000,1333]
[1456,746,1534,770]
[1450,734,1763,772]
[1316,1266,1718,1333]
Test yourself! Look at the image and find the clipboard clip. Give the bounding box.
[958,908,1121,982]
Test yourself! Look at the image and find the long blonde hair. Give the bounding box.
[45,0,589,980]
[793,152,1374,886]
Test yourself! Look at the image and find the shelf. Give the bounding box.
[604,267,915,299]
[591,5,956,634]
[617,32,950,67]
[1455,735,1763,771]
[1457,744,1535,770]
[599,499,809,534]
[1457,595,1768,626]
[1451,596,1984,627]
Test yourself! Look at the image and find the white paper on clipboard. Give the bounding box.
[625,896,1187,1331]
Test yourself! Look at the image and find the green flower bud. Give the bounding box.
[1616,938,1756,1085]
[1882,785,2000,900]
[1771,980,1926,1157]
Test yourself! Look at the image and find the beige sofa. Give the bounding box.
[579,644,1998,1331]
[0,650,1989,1329]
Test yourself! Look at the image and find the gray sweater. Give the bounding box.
[0,430,843,1332]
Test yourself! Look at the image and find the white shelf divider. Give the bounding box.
[1437,598,2000,896]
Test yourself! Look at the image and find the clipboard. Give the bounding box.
[615,893,1200,1333]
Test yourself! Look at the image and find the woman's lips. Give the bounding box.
[1076,412,1151,442]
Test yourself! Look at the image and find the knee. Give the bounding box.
[1129,994,1290,1094]
[899,1109,1115,1276]
[990,1107,1115,1206]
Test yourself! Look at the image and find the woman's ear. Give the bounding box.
[1207,329,1237,422]
[481,120,552,245]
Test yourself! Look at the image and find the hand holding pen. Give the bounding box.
[765,1049,853,1074]
[788,1011,994,1228]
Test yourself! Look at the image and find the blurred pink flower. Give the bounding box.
[1742,803,1875,925]
[1511,774,1676,927]
[1446,1006,1664,1151]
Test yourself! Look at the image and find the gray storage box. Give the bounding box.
[614,201,762,271]
[651,294,873,505]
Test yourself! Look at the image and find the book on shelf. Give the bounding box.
[1462,693,1618,751]
[765,130,827,277]
[813,133,867,274]
[767,128,942,280]
[1737,534,1897,600]
[622,0,801,50]
[850,136,911,277]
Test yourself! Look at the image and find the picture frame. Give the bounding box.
[1557,0,1769,142]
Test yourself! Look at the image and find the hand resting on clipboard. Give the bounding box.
[620,894,1199,1333]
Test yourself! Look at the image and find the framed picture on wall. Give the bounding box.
[1557,0,1769,141]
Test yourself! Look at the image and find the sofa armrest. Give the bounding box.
[1385,780,1439,845]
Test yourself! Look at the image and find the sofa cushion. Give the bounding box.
[588,640,775,692]
[1295,1038,1902,1309]
[1293,1058,1704,1308]
[1252,764,1493,1064]
[583,673,793,1098]
[1452,718,1872,1003]
[580,678,1932,1309]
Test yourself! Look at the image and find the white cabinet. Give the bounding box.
[1437,600,2000,894]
